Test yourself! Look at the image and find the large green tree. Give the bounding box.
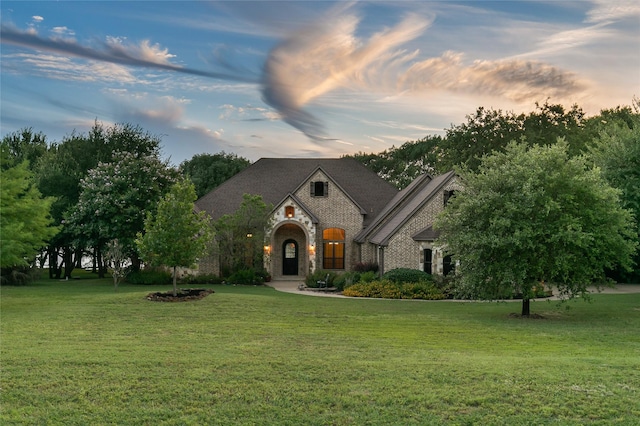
[438,101,587,173]
[435,141,637,316]
[348,135,441,189]
[587,109,640,281]
[1,128,48,171]
[179,152,250,198]
[67,151,178,276]
[214,194,273,276]
[0,157,57,269]
[33,121,165,278]
[136,179,213,296]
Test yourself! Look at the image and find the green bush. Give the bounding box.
[333,271,360,291]
[227,269,261,285]
[400,282,446,300]
[382,268,433,284]
[352,261,379,273]
[305,270,337,288]
[343,280,402,299]
[126,269,172,285]
[0,267,40,285]
[181,273,223,285]
[343,279,446,300]
[432,274,457,299]
[360,271,378,283]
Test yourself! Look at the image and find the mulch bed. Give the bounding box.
[146,288,214,302]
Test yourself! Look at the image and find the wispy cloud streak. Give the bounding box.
[261,6,430,141]
[0,25,257,83]
[259,4,586,142]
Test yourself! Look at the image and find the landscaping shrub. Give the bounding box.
[0,267,40,285]
[383,268,433,284]
[180,273,223,285]
[343,280,403,299]
[126,269,172,285]
[432,274,457,299]
[352,261,379,273]
[333,271,361,291]
[305,270,337,288]
[401,282,447,300]
[227,269,261,285]
[360,271,378,283]
[343,279,446,300]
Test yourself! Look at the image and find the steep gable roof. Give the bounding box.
[195,158,398,226]
[356,171,456,246]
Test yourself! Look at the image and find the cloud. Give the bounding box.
[260,5,431,141]
[397,51,585,102]
[259,3,584,142]
[3,52,138,83]
[32,16,44,23]
[52,26,75,38]
[586,0,640,23]
[0,24,257,83]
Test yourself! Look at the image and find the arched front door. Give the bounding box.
[282,239,298,275]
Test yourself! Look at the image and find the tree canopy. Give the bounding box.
[136,179,213,296]
[214,194,273,276]
[0,158,57,269]
[435,141,638,316]
[587,108,640,282]
[66,150,178,273]
[179,152,251,198]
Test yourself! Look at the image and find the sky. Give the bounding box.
[1,1,639,165]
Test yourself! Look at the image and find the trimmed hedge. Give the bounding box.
[382,268,433,284]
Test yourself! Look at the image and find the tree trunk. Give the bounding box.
[63,247,74,279]
[91,248,97,273]
[172,266,178,297]
[74,248,83,268]
[130,253,141,272]
[97,247,106,278]
[521,298,530,317]
[48,247,57,279]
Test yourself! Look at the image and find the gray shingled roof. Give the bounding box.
[412,225,440,241]
[358,171,456,246]
[195,158,398,226]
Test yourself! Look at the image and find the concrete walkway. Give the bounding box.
[267,280,640,300]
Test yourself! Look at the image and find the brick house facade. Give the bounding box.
[195,158,457,279]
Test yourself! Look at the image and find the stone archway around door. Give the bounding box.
[272,223,308,280]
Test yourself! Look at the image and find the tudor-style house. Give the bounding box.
[195,158,459,280]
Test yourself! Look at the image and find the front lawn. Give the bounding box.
[1,279,639,425]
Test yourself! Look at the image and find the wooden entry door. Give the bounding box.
[282,239,298,275]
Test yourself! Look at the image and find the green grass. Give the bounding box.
[2,278,639,425]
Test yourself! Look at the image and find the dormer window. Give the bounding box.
[310,181,328,197]
[285,206,295,218]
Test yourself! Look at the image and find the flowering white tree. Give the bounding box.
[104,239,128,290]
[67,151,178,275]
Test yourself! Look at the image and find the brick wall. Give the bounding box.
[295,170,364,272]
[384,178,460,272]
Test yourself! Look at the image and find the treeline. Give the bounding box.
[346,100,639,189]
[2,99,638,282]
[1,121,250,280]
